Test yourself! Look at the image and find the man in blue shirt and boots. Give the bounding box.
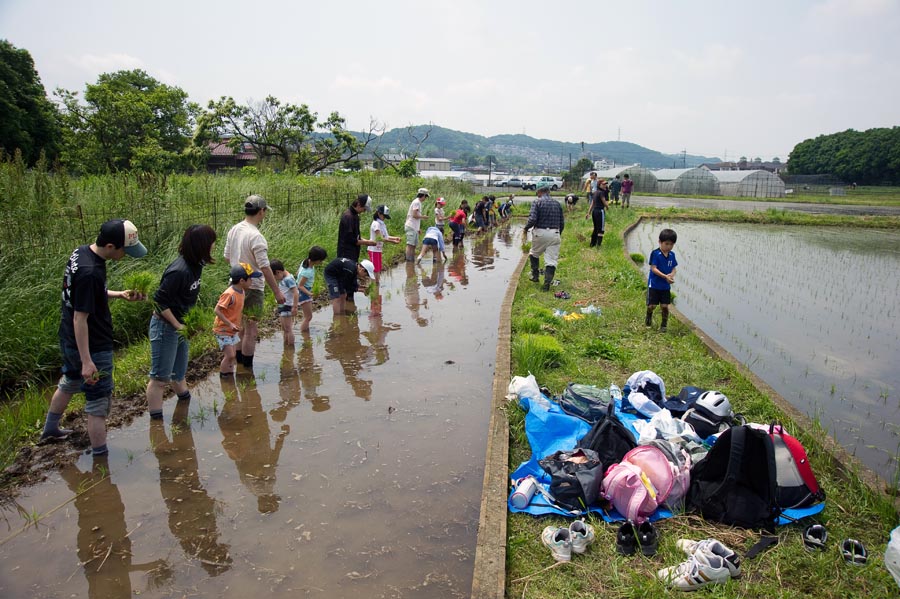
[523,182,565,291]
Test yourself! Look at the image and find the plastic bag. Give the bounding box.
[885,525,900,588]
[508,374,542,404]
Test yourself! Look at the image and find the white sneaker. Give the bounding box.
[541,526,572,562]
[676,538,741,578]
[657,550,730,591]
[568,519,595,554]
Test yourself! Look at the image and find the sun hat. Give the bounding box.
[359,259,376,280]
[417,187,430,197]
[98,219,148,258]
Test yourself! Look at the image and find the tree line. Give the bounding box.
[0,40,381,174]
[787,127,900,184]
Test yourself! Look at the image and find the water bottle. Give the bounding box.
[609,384,623,403]
[510,476,538,509]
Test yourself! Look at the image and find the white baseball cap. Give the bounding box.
[359,259,376,280]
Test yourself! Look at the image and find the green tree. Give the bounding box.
[562,157,594,186]
[397,157,418,178]
[196,95,377,173]
[788,127,900,183]
[56,69,193,172]
[0,40,60,164]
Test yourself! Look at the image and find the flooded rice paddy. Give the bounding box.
[627,221,900,482]
[0,225,524,598]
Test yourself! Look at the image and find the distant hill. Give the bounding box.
[367,125,720,169]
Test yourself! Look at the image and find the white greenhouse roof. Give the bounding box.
[710,170,773,182]
[652,168,710,181]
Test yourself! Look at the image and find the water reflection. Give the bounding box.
[363,284,400,366]
[420,261,446,302]
[149,400,231,575]
[470,233,496,270]
[448,249,469,287]
[60,460,170,598]
[271,345,301,421]
[297,330,329,411]
[324,316,373,400]
[404,261,428,327]
[218,375,288,513]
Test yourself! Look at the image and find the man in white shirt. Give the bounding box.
[223,195,285,369]
[404,187,430,261]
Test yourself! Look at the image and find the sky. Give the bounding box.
[2,0,899,161]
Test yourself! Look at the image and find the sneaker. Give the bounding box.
[39,428,73,443]
[638,521,659,556]
[658,550,730,591]
[569,519,595,555]
[616,521,637,556]
[676,539,741,578]
[541,526,572,562]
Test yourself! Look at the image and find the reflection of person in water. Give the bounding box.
[324,316,373,400]
[363,286,399,366]
[149,400,232,575]
[403,261,428,327]
[270,344,301,421]
[218,375,288,514]
[470,231,496,270]
[420,261,445,302]
[296,330,330,412]
[60,459,170,599]
[448,250,469,287]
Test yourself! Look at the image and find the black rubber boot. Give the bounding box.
[660,308,669,332]
[645,307,653,327]
[529,256,540,282]
[542,266,556,291]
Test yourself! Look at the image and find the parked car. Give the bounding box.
[500,177,524,188]
[492,178,508,187]
[521,175,564,191]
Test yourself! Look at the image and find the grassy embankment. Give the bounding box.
[636,185,900,207]
[0,165,476,471]
[506,205,900,597]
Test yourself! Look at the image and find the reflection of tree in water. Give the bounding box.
[149,400,232,576]
[271,344,301,421]
[404,261,428,327]
[324,316,373,400]
[419,262,445,303]
[296,331,330,412]
[60,460,170,598]
[218,375,288,514]
[448,248,469,287]
[363,286,400,366]
[470,232,496,270]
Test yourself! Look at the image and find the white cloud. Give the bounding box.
[812,0,896,19]
[67,52,144,73]
[675,44,744,74]
[795,52,871,70]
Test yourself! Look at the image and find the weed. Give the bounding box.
[511,334,564,379]
[630,252,645,264]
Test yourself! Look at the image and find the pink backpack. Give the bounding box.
[601,446,675,523]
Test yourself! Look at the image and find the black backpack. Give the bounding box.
[686,425,780,529]
[576,401,637,468]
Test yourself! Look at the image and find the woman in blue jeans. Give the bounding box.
[146,225,217,421]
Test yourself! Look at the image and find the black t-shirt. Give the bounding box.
[336,208,362,261]
[59,245,113,352]
[324,257,358,288]
[153,256,203,323]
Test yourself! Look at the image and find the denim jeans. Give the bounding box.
[148,313,189,382]
[58,344,114,416]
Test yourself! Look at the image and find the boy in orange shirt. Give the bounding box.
[214,263,262,376]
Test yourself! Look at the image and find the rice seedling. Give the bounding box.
[511,334,564,379]
[123,271,156,296]
[179,304,214,338]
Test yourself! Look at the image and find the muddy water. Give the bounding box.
[0,225,524,598]
[626,221,900,482]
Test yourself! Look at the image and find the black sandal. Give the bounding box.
[841,539,867,565]
[803,524,828,552]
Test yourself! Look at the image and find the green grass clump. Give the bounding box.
[630,252,645,264]
[511,315,544,334]
[180,305,214,338]
[123,271,156,295]
[511,334,564,379]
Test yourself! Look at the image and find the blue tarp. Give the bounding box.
[508,392,824,524]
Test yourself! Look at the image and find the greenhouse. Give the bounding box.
[653,168,720,195]
[585,166,658,193]
[711,170,786,198]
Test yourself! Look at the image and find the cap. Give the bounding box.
[230,262,263,281]
[357,193,372,211]
[359,259,376,280]
[244,194,269,211]
[417,187,430,197]
[536,182,551,192]
[436,197,446,205]
[375,204,391,219]
[98,219,147,258]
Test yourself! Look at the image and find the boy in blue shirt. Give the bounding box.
[646,228,678,332]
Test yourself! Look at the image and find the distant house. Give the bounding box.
[416,157,451,172]
[206,140,256,172]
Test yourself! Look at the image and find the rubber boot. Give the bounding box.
[660,308,669,332]
[645,307,653,327]
[529,256,540,282]
[542,265,556,291]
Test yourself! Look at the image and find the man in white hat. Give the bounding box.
[404,188,430,261]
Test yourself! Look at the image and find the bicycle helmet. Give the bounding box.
[695,391,732,419]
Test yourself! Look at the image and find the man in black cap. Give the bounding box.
[523,183,564,291]
[224,194,286,369]
[41,219,148,456]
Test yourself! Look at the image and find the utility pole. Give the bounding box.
[617,127,621,142]
[681,149,687,168]
[488,156,492,187]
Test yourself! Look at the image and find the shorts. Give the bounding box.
[215,333,241,349]
[244,288,264,314]
[405,226,419,246]
[647,288,672,306]
[58,344,114,416]
[148,314,189,383]
[368,250,383,273]
[622,192,632,201]
[298,288,313,305]
[611,190,620,200]
[277,304,294,316]
[324,273,353,299]
[422,237,438,247]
